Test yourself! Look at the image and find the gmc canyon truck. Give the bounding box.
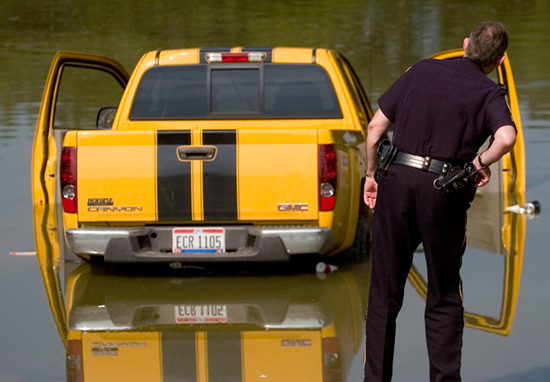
[33,47,373,263]
[32,47,524,263]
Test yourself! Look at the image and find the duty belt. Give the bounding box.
[393,152,451,176]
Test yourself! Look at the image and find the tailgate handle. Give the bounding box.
[177,146,217,161]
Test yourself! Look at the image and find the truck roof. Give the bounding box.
[145,47,326,66]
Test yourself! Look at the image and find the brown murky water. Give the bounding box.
[1,1,550,381]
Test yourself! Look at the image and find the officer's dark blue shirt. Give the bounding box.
[378,57,515,163]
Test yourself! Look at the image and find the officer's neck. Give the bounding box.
[481,62,499,75]
[464,55,498,76]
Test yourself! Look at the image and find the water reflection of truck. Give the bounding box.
[63,263,369,382]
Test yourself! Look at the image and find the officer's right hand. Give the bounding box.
[364,177,378,209]
[475,166,491,187]
[473,156,491,187]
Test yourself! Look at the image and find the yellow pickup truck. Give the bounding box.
[33,47,373,262]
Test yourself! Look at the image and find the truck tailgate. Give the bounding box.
[75,129,319,224]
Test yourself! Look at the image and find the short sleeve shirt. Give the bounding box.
[378,58,515,162]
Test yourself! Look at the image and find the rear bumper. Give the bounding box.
[66,225,331,262]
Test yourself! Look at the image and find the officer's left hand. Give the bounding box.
[363,177,378,209]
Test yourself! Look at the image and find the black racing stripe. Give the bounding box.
[202,130,238,221]
[242,47,273,63]
[207,331,242,382]
[161,331,197,382]
[200,48,232,64]
[157,131,192,221]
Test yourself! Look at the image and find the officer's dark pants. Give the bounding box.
[364,164,472,382]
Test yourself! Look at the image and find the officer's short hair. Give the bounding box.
[466,21,508,66]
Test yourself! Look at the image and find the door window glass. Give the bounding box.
[54,66,124,130]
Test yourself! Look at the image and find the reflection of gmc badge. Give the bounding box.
[277,203,309,212]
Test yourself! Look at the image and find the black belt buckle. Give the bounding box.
[422,157,431,171]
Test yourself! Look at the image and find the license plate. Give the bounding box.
[175,304,228,323]
[172,227,225,253]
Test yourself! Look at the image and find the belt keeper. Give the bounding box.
[422,157,431,171]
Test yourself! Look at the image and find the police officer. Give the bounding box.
[363,22,517,382]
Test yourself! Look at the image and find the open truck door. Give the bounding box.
[32,51,129,262]
[33,50,129,209]
[408,50,526,336]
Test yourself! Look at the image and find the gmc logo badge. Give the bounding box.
[277,203,309,212]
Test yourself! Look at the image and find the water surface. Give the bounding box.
[1,1,549,381]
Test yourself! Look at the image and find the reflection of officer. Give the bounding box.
[363,22,517,382]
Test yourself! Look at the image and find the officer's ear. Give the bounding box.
[463,37,470,53]
[496,54,506,67]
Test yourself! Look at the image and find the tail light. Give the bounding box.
[66,339,83,382]
[322,337,342,382]
[319,144,337,211]
[204,52,266,63]
[61,147,77,213]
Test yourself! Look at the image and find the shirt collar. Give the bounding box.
[463,57,484,73]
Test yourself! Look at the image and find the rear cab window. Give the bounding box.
[129,64,342,119]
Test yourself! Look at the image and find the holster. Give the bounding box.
[375,139,399,180]
[433,162,478,194]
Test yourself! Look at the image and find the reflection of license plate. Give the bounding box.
[172,228,225,253]
[175,304,228,323]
